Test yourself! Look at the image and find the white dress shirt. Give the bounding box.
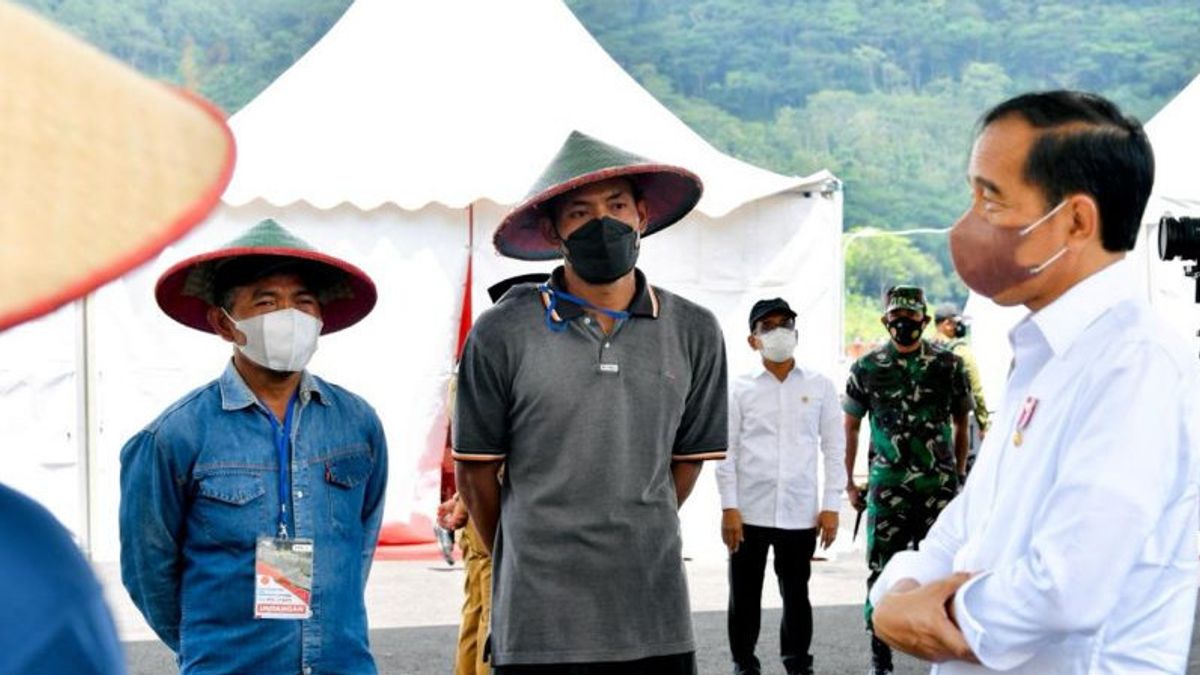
[869,261,1200,674]
[716,364,846,529]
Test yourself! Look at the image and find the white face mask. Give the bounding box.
[757,328,798,363]
[224,308,322,372]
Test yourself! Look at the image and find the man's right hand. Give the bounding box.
[721,508,744,553]
[847,483,867,511]
[437,494,469,531]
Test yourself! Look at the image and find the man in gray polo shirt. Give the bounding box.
[454,131,728,674]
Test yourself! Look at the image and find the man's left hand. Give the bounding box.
[873,573,979,664]
[817,510,838,549]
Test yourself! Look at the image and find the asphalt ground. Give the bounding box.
[123,603,1200,674]
[115,555,1200,674]
[106,502,1200,674]
[124,606,933,674]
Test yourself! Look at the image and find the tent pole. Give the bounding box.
[75,295,94,558]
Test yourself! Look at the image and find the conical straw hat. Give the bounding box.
[156,219,377,335]
[493,131,702,260]
[0,1,235,331]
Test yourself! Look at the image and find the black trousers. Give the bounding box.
[493,652,696,675]
[728,524,818,673]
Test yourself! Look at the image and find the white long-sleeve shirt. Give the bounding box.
[869,261,1200,674]
[716,365,846,529]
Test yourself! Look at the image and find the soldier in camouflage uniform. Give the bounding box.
[842,286,972,675]
[931,303,990,475]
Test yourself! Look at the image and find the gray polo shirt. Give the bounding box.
[453,267,728,666]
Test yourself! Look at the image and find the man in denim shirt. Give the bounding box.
[119,219,388,674]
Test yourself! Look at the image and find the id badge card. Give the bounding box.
[255,536,314,620]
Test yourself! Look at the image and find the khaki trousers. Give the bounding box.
[455,524,493,675]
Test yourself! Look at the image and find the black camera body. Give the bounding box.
[1158,215,1200,302]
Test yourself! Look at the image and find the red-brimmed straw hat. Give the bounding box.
[155,219,377,334]
[0,1,235,332]
[493,131,703,260]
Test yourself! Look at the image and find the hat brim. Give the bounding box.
[0,3,236,331]
[493,164,702,261]
[155,247,377,335]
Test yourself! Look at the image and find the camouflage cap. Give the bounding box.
[884,285,927,315]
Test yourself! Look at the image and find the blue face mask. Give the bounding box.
[561,216,640,284]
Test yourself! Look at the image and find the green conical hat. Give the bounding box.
[155,219,377,334]
[493,130,703,260]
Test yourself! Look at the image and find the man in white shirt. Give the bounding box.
[716,298,846,675]
[870,90,1200,673]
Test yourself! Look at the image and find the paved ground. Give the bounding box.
[107,501,1200,674]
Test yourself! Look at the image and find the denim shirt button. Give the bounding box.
[302,666,312,675]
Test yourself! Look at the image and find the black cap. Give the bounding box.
[486,273,549,304]
[934,302,960,322]
[748,298,796,332]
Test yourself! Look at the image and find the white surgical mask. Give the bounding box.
[224,308,322,372]
[757,328,798,363]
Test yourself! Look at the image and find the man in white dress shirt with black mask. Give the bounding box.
[717,298,845,675]
[870,89,1200,673]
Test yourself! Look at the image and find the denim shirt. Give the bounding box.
[119,362,388,675]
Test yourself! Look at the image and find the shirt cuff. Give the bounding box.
[717,483,738,510]
[821,489,842,513]
[867,550,949,607]
[953,571,1038,671]
[451,449,506,461]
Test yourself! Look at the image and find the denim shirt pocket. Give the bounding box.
[323,448,373,534]
[192,470,269,551]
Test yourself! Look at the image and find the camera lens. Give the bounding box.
[1158,216,1200,261]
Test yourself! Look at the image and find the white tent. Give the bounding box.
[965,76,1200,407]
[0,0,842,561]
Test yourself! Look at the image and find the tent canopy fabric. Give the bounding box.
[4,0,843,563]
[221,0,832,215]
[1144,74,1200,219]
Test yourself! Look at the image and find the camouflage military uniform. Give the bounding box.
[930,331,989,432]
[843,339,972,629]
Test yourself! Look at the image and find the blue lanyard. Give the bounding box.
[268,393,299,539]
[538,283,631,333]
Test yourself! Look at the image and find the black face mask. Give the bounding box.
[562,216,640,284]
[887,317,924,347]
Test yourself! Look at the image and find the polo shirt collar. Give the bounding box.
[541,266,660,321]
[218,359,329,411]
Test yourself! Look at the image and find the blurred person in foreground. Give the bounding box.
[0,3,233,674]
[454,131,728,674]
[871,90,1200,673]
[716,298,845,675]
[119,219,387,674]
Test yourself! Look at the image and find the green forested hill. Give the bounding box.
[18,0,1200,337]
[567,0,1200,317]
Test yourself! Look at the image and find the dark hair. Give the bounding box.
[980,90,1154,252]
[213,256,338,311]
[537,175,645,242]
